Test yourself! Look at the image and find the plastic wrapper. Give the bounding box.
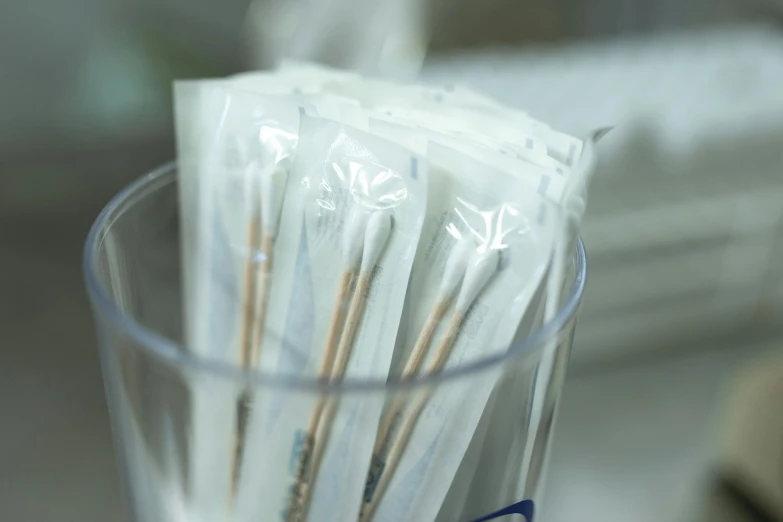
[363,115,569,205]
[361,141,557,522]
[172,62,594,522]
[174,81,301,521]
[235,115,428,522]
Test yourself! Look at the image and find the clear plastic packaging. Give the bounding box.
[84,164,587,522]
[93,63,596,522]
[363,115,569,204]
[362,141,558,522]
[236,115,428,522]
[174,81,300,363]
[174,82,302,520]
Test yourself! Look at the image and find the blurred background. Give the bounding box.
[2,0,783,520]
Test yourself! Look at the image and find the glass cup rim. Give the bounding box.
[83,162,586,394]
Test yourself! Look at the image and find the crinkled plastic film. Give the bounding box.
[170,63,596,522]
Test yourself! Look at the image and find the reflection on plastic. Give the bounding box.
[470,500,534,521]
[327,159,409,211]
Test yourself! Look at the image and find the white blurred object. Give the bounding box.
[423,25,783,365]
[242,0,428,76]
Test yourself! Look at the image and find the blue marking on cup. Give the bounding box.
[470,500,534,521]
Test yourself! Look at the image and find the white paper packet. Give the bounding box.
[517,128,610,501]
[174,64,587,522]
[440,282,548,522]
[505,112,584,168]
[175,81,251,522]
[174,81,303,521]
[311,102,560,205]
[374,104,547,152]
[333,99,557,175]
[233,61,579,172]
[234,114,428,522]
[442,130,604,521]
[427,103,583,168]
[362,140,558,522]
[429,103,583,168]
[231,60,579,167]
[364,114,569,206]
[318,74,509,115]
[175,81,300,362]
[231,61,371,103]
[297,70,543,156]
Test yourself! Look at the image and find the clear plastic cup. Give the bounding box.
[83,162,586,522]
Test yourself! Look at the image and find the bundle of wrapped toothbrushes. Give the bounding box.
[174,61,601,522]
